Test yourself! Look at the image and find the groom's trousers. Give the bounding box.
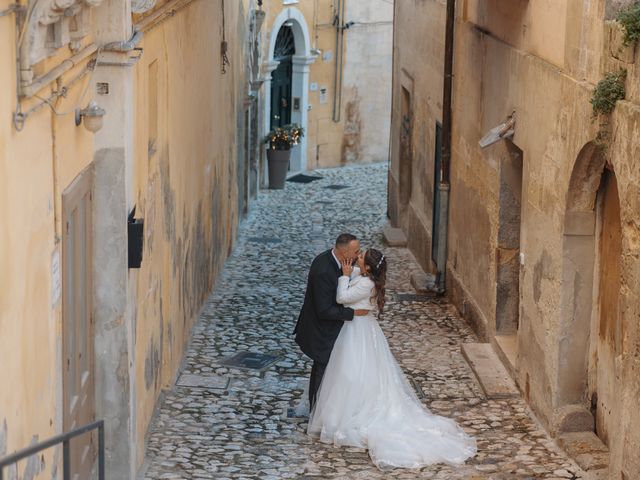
[309,360,327,409]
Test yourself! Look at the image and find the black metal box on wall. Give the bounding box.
[128,206,144,268]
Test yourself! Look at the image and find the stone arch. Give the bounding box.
[554,142,623,440]
[264,7,315,173]
[556,143,605,410]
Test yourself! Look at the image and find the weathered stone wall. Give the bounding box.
[389,0,446,274]
[391,1,640,478]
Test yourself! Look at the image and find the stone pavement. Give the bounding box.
[140,163,586,480]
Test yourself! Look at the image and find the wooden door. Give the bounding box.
[62,171,95,479]
[594,169,622,446]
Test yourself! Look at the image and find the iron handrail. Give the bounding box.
[0,420,105,480]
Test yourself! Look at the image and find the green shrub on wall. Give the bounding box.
[617,1,640,45]
[591,70,627,116]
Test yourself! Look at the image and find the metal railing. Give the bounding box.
[0,420,105,480]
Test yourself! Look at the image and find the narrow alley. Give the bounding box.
[140,163,585,480]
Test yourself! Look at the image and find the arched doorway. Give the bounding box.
[556,143,624,447]
[271,26,294,129]
[265,8,315,174]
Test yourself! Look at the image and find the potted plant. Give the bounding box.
[264,124,304,189]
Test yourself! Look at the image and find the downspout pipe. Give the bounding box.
[332,0,345,122]
[103,29,144,52]
[435,0,456,293]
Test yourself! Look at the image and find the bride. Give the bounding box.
[307,248,477,469]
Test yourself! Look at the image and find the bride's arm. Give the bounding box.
[336,276,371,305]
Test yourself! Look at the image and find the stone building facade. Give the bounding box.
[260,0,393,173]
[0,0,258,477]
[389,1,640,478]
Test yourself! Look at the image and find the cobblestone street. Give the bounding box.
[140,163,586,480]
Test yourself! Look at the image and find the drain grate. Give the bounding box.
[217,351,281,371]
[315,200,334,205]
[176,373,230,390]
[287,173,323,183]
[323,184,350,190]
[247,236,282,244]
[393,293,436,302]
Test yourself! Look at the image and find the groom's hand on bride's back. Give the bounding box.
[354,309,369,316]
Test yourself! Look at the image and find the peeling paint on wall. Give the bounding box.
[0,419,7,457]
[341,88,363,164]
[22,436,44,480]
[144,338,160,391]
[533,249,554,304]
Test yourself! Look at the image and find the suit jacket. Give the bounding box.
[294,249,354,363]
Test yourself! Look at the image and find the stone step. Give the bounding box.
[410,272,437,295]
[556,431,609,472]
[382,223,407,247]
[493,334,517,380]
[461,343,520,398]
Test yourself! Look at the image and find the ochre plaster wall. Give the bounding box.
[0,0,249,475]
[262,0,392,169]
[0,2,98,477]
[130,0,248,463]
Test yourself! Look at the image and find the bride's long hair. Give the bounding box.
[364,249,387,317]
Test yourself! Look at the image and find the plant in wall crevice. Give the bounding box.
[616,1,640,46]
[591,69,627,150]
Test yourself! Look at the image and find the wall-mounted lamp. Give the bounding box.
[75,101,106,132]
[479,111,516,148]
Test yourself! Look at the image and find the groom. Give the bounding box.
[294,233,369,409]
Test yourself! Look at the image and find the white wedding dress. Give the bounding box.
[307,273,477,469]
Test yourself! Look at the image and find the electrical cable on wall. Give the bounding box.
[13,49,101,131]
[221,0,230,74]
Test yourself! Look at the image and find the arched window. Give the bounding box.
[274,26,295,60]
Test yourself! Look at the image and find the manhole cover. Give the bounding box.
[323,184,350,190]
[393,293,436,302]
[287,173,323,183]
[247,236,282,244]
[217,351,281,371]
[176,374,229,390]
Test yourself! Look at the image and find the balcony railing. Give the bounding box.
[0,420,105,480]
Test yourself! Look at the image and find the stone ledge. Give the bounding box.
[461,343,520,398]
[382,223,407,247]
[557,431,609,472]
[493,334,517,380]
[551,404,595,437]
[410,272,437,295]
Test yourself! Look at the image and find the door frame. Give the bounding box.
[264,7,315,174]
[62,169,96,478]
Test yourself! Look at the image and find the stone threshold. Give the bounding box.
[461,343,520,398]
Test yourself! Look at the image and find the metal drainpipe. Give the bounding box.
[435,0,456,293]
[332,0,345,122]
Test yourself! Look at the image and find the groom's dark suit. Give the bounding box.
[294,249,354,407]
